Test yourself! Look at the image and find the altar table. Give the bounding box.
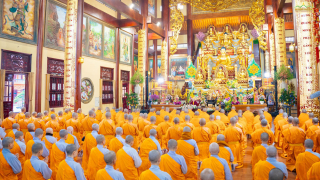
[234,104,267,112]
[151,104,182,111]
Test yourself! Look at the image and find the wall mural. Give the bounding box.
[169,57,188,81]
[286,52,296,78]
[0,0,38,44]
[119,30,132,65]
[88,19,102,57]
[134,55,138,72]
[81,78,94,104]
[82,16,87,53]
[148,0,155,17]
[103,25,116,60]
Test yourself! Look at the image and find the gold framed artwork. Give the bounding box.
[119,30,132,65]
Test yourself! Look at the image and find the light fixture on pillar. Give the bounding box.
[289,43,295,53]
[264,72,270,78]
[129,3,134,9]
[158,75,164,84]
[78,57,84,64]
[157,22,161,26]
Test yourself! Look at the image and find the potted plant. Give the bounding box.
[279,89,297,106]
[125,92,139,109]
[258,94,265,104]
[275,65,294,90]
[246,94,253,104]
[150,94,160,104]
[130,71,145,98]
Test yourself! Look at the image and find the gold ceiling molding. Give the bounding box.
[249,0,267,50]
[169,0,184,55]
[179,0,241,12]
[192,0,255,14]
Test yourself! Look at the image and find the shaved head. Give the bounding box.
[309,113,314,118]
[92,123,99,131]
[66,144,77,156]
[201,168,215,180]
[287,116,293,123]
[261,132,269,142]
[67,126,73,134]
[230,117,237,125]
[46,128,53,134]
[259,115,265,120]
[293,118,299,126]
[32,143,43,154]
[2,137,14,148]
[199,118,206,126]
[173,117,180,124]
[302,109,307,113]
[217,134,225,141]
[15,131,23,139]
[149,129,157,137]
[279,109,284,113]
[283,113,288,118]
[149,150,161,164]
[150,116,156,123]
[185,115,190,121]
[195,111,200,116]
[168,139,178,150]
[269,168,284,180]
[125,135,134,144]
[164,115,169,121]
[246,107,250,110]
[261,119,268,127]
[209,143,220,155]
[116,127,123,135]
[96,135,105,144]
[305,139,314,149]
[183,126,191,132]
[27,123,35,131]
[266,146,277,158]
[105,112,111,119]
[209,115,215,121]
[35,128,43,137]
[59,129,68,139]
[104,151,116,165]
[312,118,319,125]
[12,123,19,129]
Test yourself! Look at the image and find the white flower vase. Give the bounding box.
[134,84,141,98]
[280,80,288,90]
[153,101,158,105]
[260,101,264,104]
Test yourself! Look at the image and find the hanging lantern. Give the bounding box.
[289,43,295,53]
[78,57,84,64]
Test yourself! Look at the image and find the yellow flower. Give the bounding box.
[187,67,196,77]
[248,64,259,75]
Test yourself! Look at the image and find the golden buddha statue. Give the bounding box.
[207,26,218,41]
[216,68,226,79]
[237,33,250,55]
[237,24,250,40]
[238,69,247,80]
[216,47,234,70]
[220,32,233,49]
[238,54,248,68]
[196,69,204,81]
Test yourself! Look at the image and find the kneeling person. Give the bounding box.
[140,150,172,179]
[96,151,125,180]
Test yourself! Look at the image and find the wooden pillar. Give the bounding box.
[187,4,194,57]
[115,28,120,108]
[153,39,158,79]
[292,0,299,115]
[162,0,170,80]
[74,0,84,111]
[142,0,148,107]
[35,0,46,112]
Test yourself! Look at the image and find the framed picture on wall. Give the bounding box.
[119,30,132,65]
[103,25,116,61]
[134,55,138,72]
[149,59,154,78]
[82,16,87,55]
[0,0,39,44]
[286,52,296,78]
[88,19,102,57]
[169,56,188,81]
[148,0,155,17]
[81,77,94,104]
[132,0,141,13]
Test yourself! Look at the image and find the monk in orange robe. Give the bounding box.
[274,112,288,149]
[303,113,314,132]
[147,108,157,121]
[220,109,230,126]
[95,151,125,180]
[190,111,201,127]
[227,106,238,121]
[212,107,221,118]
[216,134,234,171]
[142,116,162,145]
[155,111,164,125]
[86,135,109,180]
[56,111,66,130]
[253,146,288,179]
[82,110,99,137]
[138,129,162,174]
[199,143,232,180]
[251,120,274,147]
[25,128,50,160]
[282,117,306,171]
[251,132,269,173]
[299,109,309,127]
[110,107,117,121]
[243,107,254,135]
[0,137,22,179]
[18,112,33,135]
[171,110,182,123]
[263,107,273,126]
[140,150,172,179]
[30,112,38,122]
[159,107,168,118]
[15,107,26,121]
[56,144,86,180]
[82,123,100,171]
[295,139,320,180]
[133,110,142,124]
[65,113,82,144]
[200,108,210,122]
[10,131,25,179]
[109,127,125,154]
[76,108,85,123]
[224,117,244,168]
[165,117,183,147]
[180,115,195,130]
[159,139,187,179]
[121,114,139,150]
[253,115,271,132]
[43,128,56,164]
[253,111,264,126]
[306,118,320,148]
[116,135,142,180]
[192,118,212,161]
[95,107,103,122]
[2,111,16,133]
[6,123,20,139]
[137,113,150,144]
[45,114,61,139]
[200,169,215,180]
[215,115,226,133]
[98,112,115,148]
[273,109,284,127]
[115,107,124,123]
[34,113,46,130]
[157,115,172,149]
[24,123,35,143]
[43,111,51,123]
[177,126,199,179]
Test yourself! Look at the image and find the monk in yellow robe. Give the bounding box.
[140,150,172,179]
[216,134,234,171]
[158,115,172,149]
[253,146,288,179]
[243,107,254,135]
[228,106,238,121]
[56,144,86,180]
[155,111,164,125]
[116,135,142,180]
[263,107,273,126]
[215,115,226,133]
[2,111,16,133]
[190,111,201,127]
[10,131,25,179]
[138,129,162,174]
[308,161,320,179]
[56,111,66,130]
[200,143,232,180]
[34,113,46,130]
[206,115,220,143]
[279,117,294,158]
[98,112,115,147]
[165,117,183,147]
[251,120,274,147]
[159,139,187,179]
[160,107,169,118]
[15,107,26,121]
[49,108,57,117]
[192,118,212,161]
[43,128,56,164]
[220,109,230,126]
[200,108,210,122]
[147,108,157,121]
[45,114,61,139]
[95,107,103,122]
[299,109,309,127]
[18,112,33,135]
[86,135,109,180]
[180,109,193,121]
[43,111,51,123]
[177,126,199,179]
[251,132,269,173]
[24,123,35,143]
[0,137,22,179]
[76,108,85,123]
[212,107,221,118]
[6,123,19,139]
[66,113,82,145]
[109,107,116,121]
[82,110,99,137]
[224,117,244,168]
[117,110,129,127]
[180,115,195,131]
[121,114,139,150]
[82,123,99,171]
[273,109,284,127]
[115,107,124,123]
[253,115,272,132]
[282,117,306,171]
[109,127,125,154]
[95,151,125,180]
[295,139,320,180]
[306,118,320,147]
[137,113,150,143]
[274,112,288,149]
[50,129,69,180]
[303,113,315,132]
[132,110,141,124]
[171,110,182,123]
[132,109,140,120]
[25,128,50,160]
[30,112,38,122]
[142,116,162,144]
[253,111,264,126]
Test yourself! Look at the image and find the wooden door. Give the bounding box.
[3,73,14,118]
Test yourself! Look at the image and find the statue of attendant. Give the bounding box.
[267,92,275,106]
[254,91,260,104]
[239,94,243,104]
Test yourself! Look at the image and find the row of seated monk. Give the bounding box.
[0,106,319,180]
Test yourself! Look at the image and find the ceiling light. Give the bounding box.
[129,4,134,9]
[157,22,161,26]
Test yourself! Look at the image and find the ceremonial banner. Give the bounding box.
[296,1,320,115]
[161,40,168,80]
[138,29,146,104]
[269,33,275,78]
[274,18,287,67]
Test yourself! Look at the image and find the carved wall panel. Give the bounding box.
[1,50,31,72]
[47,58,64,76]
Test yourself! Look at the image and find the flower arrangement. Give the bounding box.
[125,92,139,108]
[258,95,265,101]
[246,94,253,100]
[224,97,232,111]
[279,89,297,106]
[130,71,144,85]
[275,65,294,81]
[226,80,239,89]
[232,101,240,105]
[150,94,159,102]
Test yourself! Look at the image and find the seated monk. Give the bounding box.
[274,109,284,127]
[253,111,263,126]
[15,107,26,121]
[216,134,234,171]
[0,120,6,140]
[22,143,52,179]
[142,116,162,144]
[109,127,125,154]
[296,139,320,180]
[171,110,182,123]
[26,128,49,160]
[193,118,212,161]
[10,131,25,179]
[43,111,51,123]
[116,135,142,180]
[0,137,22,179]
[2,111,16,134]
[45,114,60,139]
[228,106,238,121]
[200,143,232,180]
[212,107,221,118]
[148,108,157,121]
[160,139,187,179]
[275,113,288,149]
[66,113,82,145]
[298,109,309,127]
[251,120,274,147]
[215,116,226,133]
[200,168,215,180]
[282,118,306,171]
[140,150,171,179]
[269,168,285,180]
[157,115,172,149]
[220,109,230,126]
[82,123,100,171]
[87,135,109,180]
[155,111,164,125]
[224,117,244,168]
[251,133,269,174]
[34,113,45,130]
[82,110,99,136]
[95,107,103,122]
[177,126,199,179]
[253,115,271,131]
[95,151,125,180]
[6,123,20,139]
[49,108,57,118]
[253,146,288,179]
[50,130,69,180]
[190,111,201,127]
[18,112,33,135]
[180,115,195,130]
[263,107,273,126]
[243,107,254,135]
[137,113,150,143]
[306,118,320,145]
[56,144,86,180]
[138,129,162,175]
[77,108,85,122]
[98,112,116,148]
[121,115,139,150]
[165,117,183,147]
[25,123,35,143]
[56,111,66,130]
[307,158,320,179]
[65,126,80,149]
